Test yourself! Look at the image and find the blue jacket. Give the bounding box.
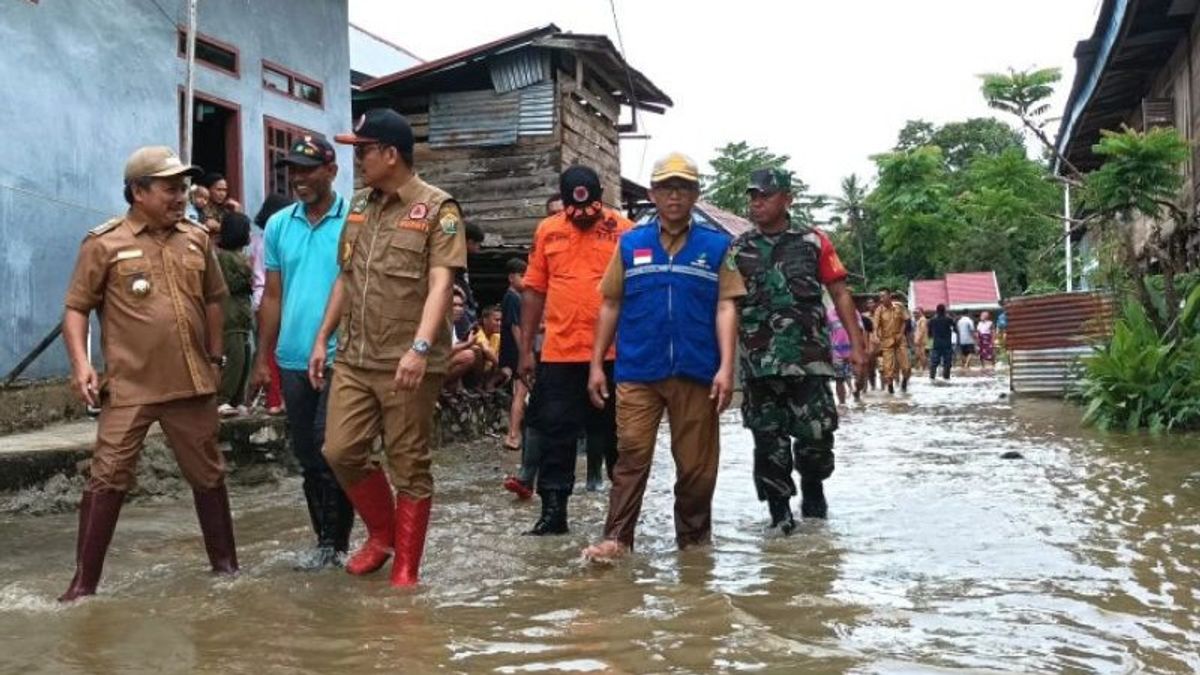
[615,219,732,384]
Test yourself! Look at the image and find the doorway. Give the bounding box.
[179,90,241,201]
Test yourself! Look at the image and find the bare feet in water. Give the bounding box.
[581,539,629,563]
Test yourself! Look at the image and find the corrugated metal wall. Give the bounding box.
[428,82,555,148]
[1006,291,1115,396]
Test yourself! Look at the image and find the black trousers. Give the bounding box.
[528,362,615,495]
[280,368,353,550]
[930,346,953,380]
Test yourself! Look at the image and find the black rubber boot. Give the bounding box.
[800,479,828,519]
[585,452,603,492]
[526,490,569,535]
[296,473,352,570]
[767,497,796,535]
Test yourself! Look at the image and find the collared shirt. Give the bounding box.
[64,211,228,407]
[337,176,466,372]
[525,207,632,362]
[264,193,346,370]
[872,302,910,348]
[599,218,746,301]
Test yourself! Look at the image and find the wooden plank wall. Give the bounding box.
[558,76,623,210]
[359,70,627,245]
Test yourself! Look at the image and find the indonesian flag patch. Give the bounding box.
[633,248,653,266]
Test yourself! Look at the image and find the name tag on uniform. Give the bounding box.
[115,249,143,260]
[633,248,652,266]
[398,219,428,233]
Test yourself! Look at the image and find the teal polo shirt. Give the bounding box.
[263,193,346,370]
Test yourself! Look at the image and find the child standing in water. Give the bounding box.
[827,304,858,404]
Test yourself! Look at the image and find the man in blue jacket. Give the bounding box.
[582,153,745,561]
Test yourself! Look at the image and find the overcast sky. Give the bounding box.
[349,0,1103,199]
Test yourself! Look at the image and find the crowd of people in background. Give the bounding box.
[828,292,1007,396]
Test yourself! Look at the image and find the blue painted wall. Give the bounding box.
[0,0,352,379]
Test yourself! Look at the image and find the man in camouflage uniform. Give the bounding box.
[732,169,866,532]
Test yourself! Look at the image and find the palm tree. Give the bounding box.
[832,174,869,286]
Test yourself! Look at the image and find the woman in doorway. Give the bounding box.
[199,172,241,231]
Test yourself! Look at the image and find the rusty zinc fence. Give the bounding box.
[1005,291,1115,396]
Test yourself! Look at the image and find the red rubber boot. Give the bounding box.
[389,496,432,588]
[344,470,395,576]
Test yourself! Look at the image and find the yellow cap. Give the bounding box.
[650,152,700,184]
[123,146,203,181]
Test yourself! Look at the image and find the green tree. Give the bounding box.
[868,146,961,280]
[952,148,1061,295]
[896,118,1026,173]
[701,141,820,224]
[979,67,1076,176]
[1081,126,1192,332]
[830,174,873,286]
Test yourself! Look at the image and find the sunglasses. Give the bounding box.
[353,143,386,160]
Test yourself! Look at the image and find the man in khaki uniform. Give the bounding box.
[872,288,911,394]
[59,146,237,602]
[311,109,466,588]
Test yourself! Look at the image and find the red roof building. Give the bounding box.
[908,271,1001,313]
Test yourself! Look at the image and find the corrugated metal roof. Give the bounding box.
[946,271,1001,308]
[911,280,949,311]
[489,50,551,93]
[358,25,673,111]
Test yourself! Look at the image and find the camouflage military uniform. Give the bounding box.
[732,220,843,502]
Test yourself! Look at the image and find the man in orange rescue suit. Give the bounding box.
[310,109,466,588]
[59,146,237,602]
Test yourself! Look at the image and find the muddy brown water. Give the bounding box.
[1,373,1198,674]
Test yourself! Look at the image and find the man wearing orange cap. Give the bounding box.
[59,146,237,601]
[583,153,745,561]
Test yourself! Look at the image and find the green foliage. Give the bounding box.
[979,67,1062,121]
[701,141,821,224]
[868,146,961,280]
[895,118,1026,173]
[1082,127,1190,219]
[1077,285,1200,433]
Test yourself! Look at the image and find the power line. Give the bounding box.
[146,0,180,30]
[606,0,652,177]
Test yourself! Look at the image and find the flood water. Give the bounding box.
[2,373,1199,674]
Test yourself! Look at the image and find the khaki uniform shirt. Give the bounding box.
[337,176,466,373]
[599,220,746,300]
[64,212,228,407]
[872,302,910,349]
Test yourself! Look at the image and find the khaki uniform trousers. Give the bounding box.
[322,363,443,498]
[603,377,720,550]
[89,394,223,492]
[878,339,911,383]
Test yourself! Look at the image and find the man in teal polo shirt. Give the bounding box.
[250,134,352,570]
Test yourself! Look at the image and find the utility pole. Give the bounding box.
[1064,183,1073,292]
[182,0,198,163]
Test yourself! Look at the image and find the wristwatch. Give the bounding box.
[209,354,227,368]
[411,338,431,356]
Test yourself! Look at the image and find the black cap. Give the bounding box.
[275,134,335,168]
[335,108,414,155]
[560,165,602,206]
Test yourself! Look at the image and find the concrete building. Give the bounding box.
[0,0,353,378]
